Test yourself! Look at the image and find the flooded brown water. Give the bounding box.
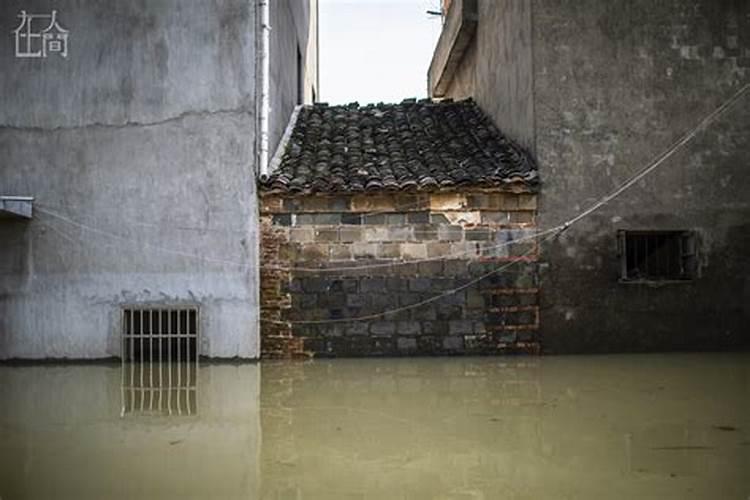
[1,353,748,499]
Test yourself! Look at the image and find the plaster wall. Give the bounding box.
[473,0,535,152]
[269,0,319,156]
[0,0,259,358]
[441,0,536,151]
[444,36,476,100]
[532,0,750,352]
[432,0,750,352]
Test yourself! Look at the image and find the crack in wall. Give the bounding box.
[0,107,255,134]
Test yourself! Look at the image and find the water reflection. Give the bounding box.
[259,356,749,499]
[121,361,198,417]
[0,363,260,500]
[0,354,748,499]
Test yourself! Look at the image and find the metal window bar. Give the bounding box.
[121,306,199,417]
[621,231,694,281]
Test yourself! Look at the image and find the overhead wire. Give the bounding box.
[559,82,749,232]
[262,231,559,325]
[36,204,553,272]
[30,81,750,325]
[264,82,750,324]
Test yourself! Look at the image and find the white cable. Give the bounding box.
[263,83,750,325]
[561,82,749,230]
[36,207,250,269]
[33,82,749,277]
[36,205,557,272]
[263,231,559,325]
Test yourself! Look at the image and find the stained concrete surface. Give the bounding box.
[436,0,750,353]
[0,0,259,358]
[532,0,750,352]
[269,0,319,155]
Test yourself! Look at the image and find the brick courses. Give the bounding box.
[260,190,540,358]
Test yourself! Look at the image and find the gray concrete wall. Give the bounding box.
[0,0,259,358]
[444,34,476,100]
[269,0,319,157]
[532,0,750,352]
[433,0,750,352]
[473,0,535,152]
[440,0,536,151]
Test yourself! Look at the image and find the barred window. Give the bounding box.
[618,231,697,281]
[121,306,199,416]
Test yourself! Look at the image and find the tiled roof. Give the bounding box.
[259,98,538,194]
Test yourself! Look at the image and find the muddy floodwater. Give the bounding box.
[1,353,748,499]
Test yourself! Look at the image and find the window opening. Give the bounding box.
[619,231,697,281]
[121,306,199,416]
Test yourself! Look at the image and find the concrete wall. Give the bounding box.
[0,0,260,358]
[259,191,540,358]
[441,0,536,151]
[473,0,535,152]
[269,0,319,156]
[532,0,750,352]
[444,36,477,100]
[430,0,750,353]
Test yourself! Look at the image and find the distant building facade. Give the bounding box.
[0,0,318,360]
[429,0,750,352]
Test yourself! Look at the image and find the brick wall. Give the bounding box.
[259,190,540,358]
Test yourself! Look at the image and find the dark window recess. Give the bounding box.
[122,307,199,362]
[619,231,697,281]
[296,45,304,105]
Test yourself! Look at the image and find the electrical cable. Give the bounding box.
[263,83,750,324]
[31,82,749,286]
[262,231,560,325]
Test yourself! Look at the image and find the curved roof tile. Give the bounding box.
[259,98,538,194]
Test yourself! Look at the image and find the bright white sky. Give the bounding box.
[319,0,443,105]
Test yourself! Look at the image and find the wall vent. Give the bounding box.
[121,306,199,416]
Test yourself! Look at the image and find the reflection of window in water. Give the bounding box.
[121,307,199,416]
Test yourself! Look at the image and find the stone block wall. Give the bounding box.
[259,190,540,358]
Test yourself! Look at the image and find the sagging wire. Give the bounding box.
[263,82,750,325]
[260,82,749,272]
[33,82,749,278]
[35,207,253,269]
[38,184,465,239]
[34,189,453,255]
[558,81,750,233]
[36,204,555,273]
[262,230,560,326]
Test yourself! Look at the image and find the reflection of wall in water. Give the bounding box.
[260,359,546,499]
[121,361,199,417]
[121,306,201,417]
[0,364,260,499]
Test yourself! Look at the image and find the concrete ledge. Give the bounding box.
[428,0,478,97]
[0,196,33,219]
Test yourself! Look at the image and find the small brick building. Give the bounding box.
[259,99,540,358]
